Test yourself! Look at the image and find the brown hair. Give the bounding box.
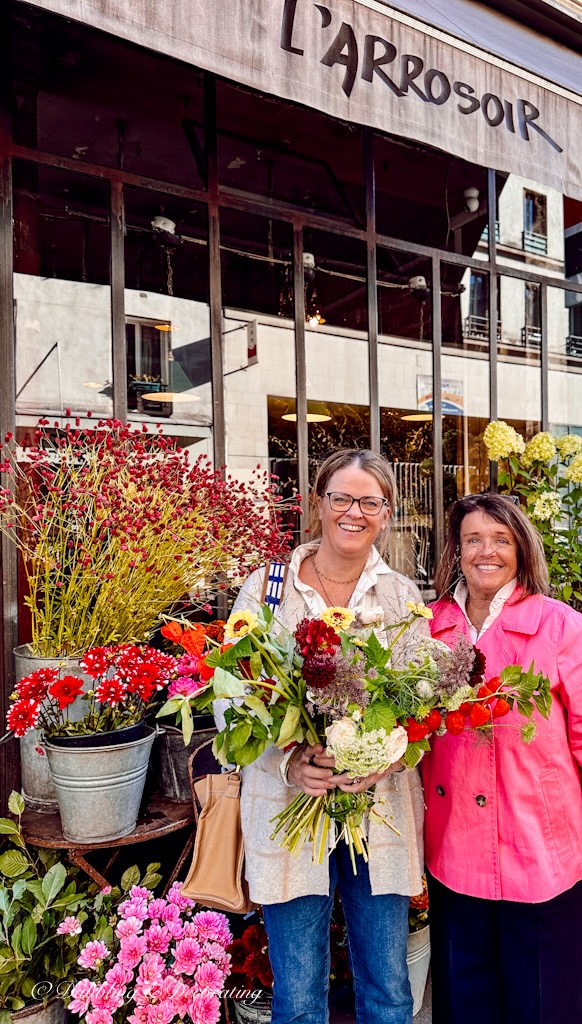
[435,493,550,599]
[308,449,397,557]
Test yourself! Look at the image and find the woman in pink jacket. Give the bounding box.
[422,492,582,1024]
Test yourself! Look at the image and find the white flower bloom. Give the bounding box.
[416,680,435,700]
[326,716,358,748]
[357,606,385,626]
[441,684,473,711]
[326,719,408,775]
[530,491,561,522]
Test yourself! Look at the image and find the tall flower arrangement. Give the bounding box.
[483,421,582,609]
[0,417,295,656]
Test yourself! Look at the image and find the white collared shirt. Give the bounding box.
[290,541,391,616]
[453,577,518,641]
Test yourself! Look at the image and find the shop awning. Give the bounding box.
[24,0,582,200]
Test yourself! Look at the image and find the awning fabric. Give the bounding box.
[24,0,582,200]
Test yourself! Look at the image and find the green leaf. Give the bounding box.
[363,701,397,733]
[0,850,29,878]
[403,743,424,769]
[249,651,263,679]
[233,737,268,765]
[365,631,389,668]
[20,918,37,957]
[8,793,25,818]
[244,694,273,726]
[181,701,194,746]
[25,880,45,905]
[140,872,162,891]
[0,1008,12,1024]
[212,667,247,699]
[11,923,22,956]
[156,697,184,718]
[121,865,141,892]
[228,720,253,754]
[41,862,67,905]
[277,704,301,747]
[0,819,22,838]
[11,879,26,902]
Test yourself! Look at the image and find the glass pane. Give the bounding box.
[11,7,205,189]
[441,263,491,503]
[375,134,488,258]
[219,210,296,490]
[304,230,370,471]
[13,161,112,423]
[377,248,433,588]
[549,287,582,433]
[497,273,541,435]
[217,81,364,225]
[124,186,211,455]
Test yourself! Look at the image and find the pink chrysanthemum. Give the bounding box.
[173,937,203,975]
[78,940,110,969]
[119,897,150,921]
[146,999,175,1024]
[195,961,225,994]
[116,917,144,939]
[104,964,133,988]
[192,911,232,946]
[128,1009,149,1024]
[86,1008,113,1024]
[57,915,82,935]
[167,676,205,698]
[166,882,195,911]
[118,933,148,969]
[191,991,221,1024]
[147,898,167,920]
[68,979,98,1014]
[92,982,126,1013]
[145,923,172,954]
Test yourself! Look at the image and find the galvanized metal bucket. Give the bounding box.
[14,645,92,813]
[44,727,156,842]
[11,998,65,1024]
[155,723,217,802]
[407,925,430,1017]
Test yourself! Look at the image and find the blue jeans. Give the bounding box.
[262,844,412,1024]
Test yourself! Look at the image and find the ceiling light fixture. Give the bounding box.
[463,186,480,213]
[282,400,332,423]
[401,412,433,422]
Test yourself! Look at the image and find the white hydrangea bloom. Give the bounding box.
[530,490,561,521]
[521,432,557,467]
[556,434,582,460]
[483,421,526,461]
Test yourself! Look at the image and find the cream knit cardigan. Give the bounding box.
[231,543,428,906]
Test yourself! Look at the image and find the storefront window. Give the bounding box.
[217,81,364,225]
[497,273,541,436]
[13,161,113,422]
[11,6,205,189]
[220,210,295,482]
[124,186,211,454]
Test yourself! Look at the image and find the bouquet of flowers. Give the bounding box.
[65,882,232,1024]
[6,643,183,739]
[158,603,552,868]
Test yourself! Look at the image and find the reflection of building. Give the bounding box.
[2,0,582,802]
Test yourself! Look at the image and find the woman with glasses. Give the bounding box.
[230,449,429,1024]
[422,492,582,1024]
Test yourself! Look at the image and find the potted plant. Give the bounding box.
[65,878,233,1024]
[5,643,182,842]
[0,791,162,1024]
[407,875,430,1017]
[0,415,294,807]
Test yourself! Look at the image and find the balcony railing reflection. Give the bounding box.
[522,231,548,255]
[520,325,542,346]
[566,335,582,357]
[463,315,502,340]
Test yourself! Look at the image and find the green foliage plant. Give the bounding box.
[483,422,582,610]
[0,791,161,1020]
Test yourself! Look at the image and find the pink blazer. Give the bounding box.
[422,589,582,902]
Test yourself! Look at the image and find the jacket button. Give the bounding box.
[476,794,487,807]
[436,785,445,796]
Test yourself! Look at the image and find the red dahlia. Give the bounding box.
[295,618,341,658]
[48,675,84,709]
[7,698,41,737]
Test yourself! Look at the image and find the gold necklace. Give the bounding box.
[312,556,363,585]
[311,556,361,607]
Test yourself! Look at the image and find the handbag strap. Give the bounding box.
[260,559,289,610]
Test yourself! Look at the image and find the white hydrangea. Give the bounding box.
[326,719,408,775]
[555,434,582,460]
[530,490,561,522]
[483,421,526,461]
[564,454,582,485]
[521,432,557,467]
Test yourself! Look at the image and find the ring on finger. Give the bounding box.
[352,777,362,785]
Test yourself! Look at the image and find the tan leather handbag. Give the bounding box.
[181,757,257,914]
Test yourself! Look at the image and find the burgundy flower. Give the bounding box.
[302,653,337,689]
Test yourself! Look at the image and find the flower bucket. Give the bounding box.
[407,925,430,1017]
[154,722,217,802]
[10,998,65,1024]
[14,646,92,813]
[232,993,273,1024]
[44,726,156,842]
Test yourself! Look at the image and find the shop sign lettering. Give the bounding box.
[281,0,562,153]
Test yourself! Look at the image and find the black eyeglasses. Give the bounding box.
[325,492,388,516]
